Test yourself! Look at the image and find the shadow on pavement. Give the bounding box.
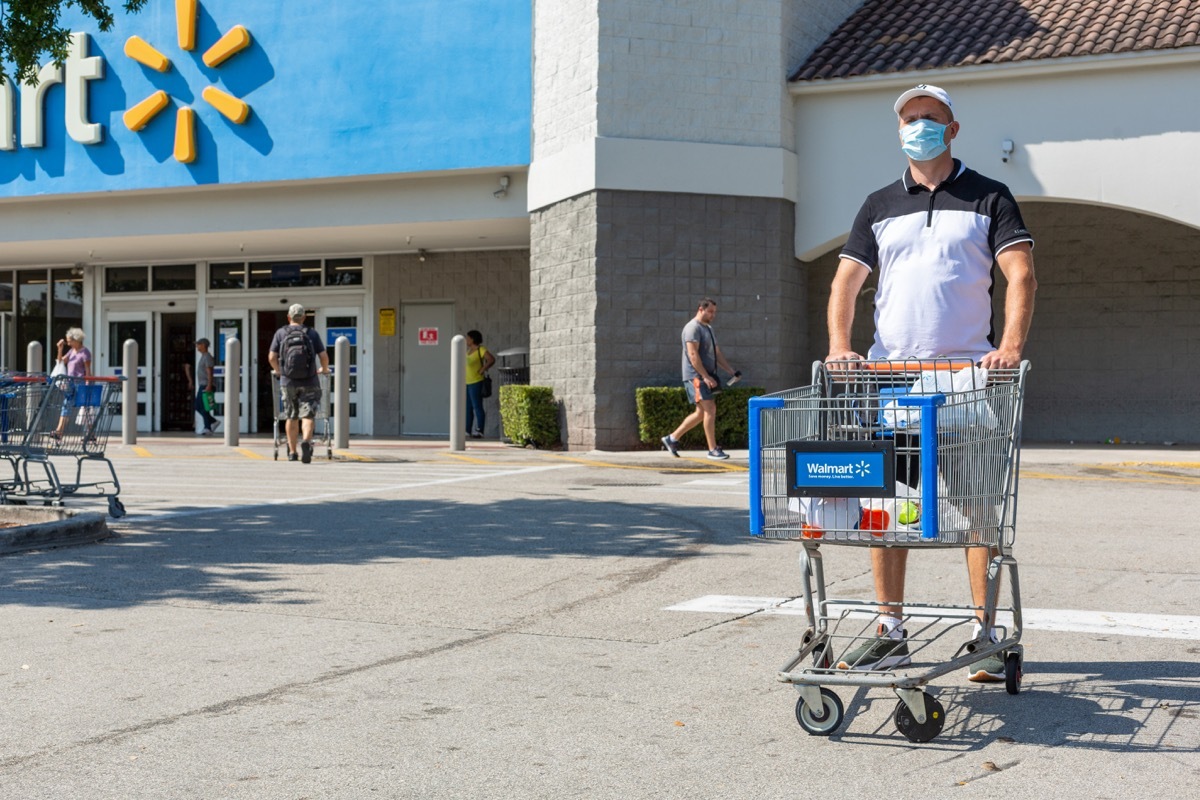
[823,659,1199,754]
[0,495,755,609]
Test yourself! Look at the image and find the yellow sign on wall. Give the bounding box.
[378,308,396,336]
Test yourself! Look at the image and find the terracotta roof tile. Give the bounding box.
[791,0,1200,82]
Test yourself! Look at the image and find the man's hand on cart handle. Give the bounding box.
[825,350,864,369]
[978,348,1021,370]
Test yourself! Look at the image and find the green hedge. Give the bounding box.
[499,385,561,447]
[636,385,764,449]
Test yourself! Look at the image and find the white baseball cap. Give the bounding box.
[894,84,953,114]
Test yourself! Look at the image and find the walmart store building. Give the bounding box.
[3,1,1197,447]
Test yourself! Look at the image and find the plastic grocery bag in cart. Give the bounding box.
[858,480,921,534]
[881,365,998,430]
[787,496,861,537]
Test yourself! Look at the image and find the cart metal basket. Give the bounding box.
[749,358,1030,741]
[269,372,333,461]
[0,375,126,518]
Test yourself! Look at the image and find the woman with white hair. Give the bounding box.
[50,327,92,439]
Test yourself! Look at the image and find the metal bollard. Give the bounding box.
[27,341,43,374]
[450,335,465,452]
[333,336,350,450]
[122,339,138,444]
[225,337,240,446]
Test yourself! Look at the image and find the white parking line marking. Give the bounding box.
[121,464,581,521]
[665,595,1200,641]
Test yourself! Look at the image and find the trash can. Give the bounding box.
[495,347,529,445]
[495,347,529,386]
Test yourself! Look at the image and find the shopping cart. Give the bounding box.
[0,375,126,518]
[749,358,1030,742]
[0,374,52,493]
[269,372,332,461]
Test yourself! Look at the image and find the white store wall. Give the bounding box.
[791,50,1200,260]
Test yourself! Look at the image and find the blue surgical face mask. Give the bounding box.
[899,119,949,161]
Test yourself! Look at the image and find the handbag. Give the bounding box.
[477,348,493,398]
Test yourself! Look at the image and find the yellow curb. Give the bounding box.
[236,448,266,460]
[551,454,747,473]
[439,453,498,465]
[132,446,153,458]
[1021,469,1200,485]
[336,451,375,461]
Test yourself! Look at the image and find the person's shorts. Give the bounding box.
[684,377,715,404]
[281,384,322,420]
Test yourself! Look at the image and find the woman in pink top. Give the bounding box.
[51,328,92,439]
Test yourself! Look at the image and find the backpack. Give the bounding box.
[280,326,316,380]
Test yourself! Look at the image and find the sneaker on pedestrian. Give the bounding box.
[198,428,211,436]
[288,451,299,462]
[300,439,313,464]
[836,628,911,671]
[661,435,680,457]
[471,431,484,439]
[967,652,1005,683]
[211,420,221,433]
[706,447,729,460]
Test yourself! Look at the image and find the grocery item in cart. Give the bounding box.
[881,365,998,430]
[788,496,861,538]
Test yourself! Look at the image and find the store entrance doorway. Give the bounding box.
[160,313,196,431]
[256,310,290,433]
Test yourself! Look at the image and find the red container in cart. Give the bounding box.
[748,359,1030,742]
[0,375,126,518]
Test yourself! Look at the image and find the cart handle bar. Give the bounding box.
[49,375,124,383]
[825,359,976,372]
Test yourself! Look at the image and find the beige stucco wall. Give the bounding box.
[792,52,1200,259]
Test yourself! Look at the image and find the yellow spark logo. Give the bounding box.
[122,0,252,163]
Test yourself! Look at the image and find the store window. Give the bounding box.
[106,266,149,293]
[248,260,322,289]
[0,270,12,315]
[326,258,364,286]
[17,271,48,369]
[152,264,196,291]
[210,262,246,290]
[51,268,84,344]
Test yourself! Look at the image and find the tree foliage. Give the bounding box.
[0,0,146,85]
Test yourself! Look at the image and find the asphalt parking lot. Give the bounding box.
[1,437,1197,798]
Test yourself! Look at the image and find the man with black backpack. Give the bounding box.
[268,304,329,463]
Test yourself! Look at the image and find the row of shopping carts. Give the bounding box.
[0,372,126,518]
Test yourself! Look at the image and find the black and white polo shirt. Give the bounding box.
[840,160,1034,360]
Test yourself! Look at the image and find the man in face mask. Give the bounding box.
[824,85,1038,683]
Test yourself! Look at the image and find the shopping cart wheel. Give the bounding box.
[1005,652,1022,695]
[795,688,843,736]
[107,496,126,519]
[893,692,945,743]
[811,641,831,669]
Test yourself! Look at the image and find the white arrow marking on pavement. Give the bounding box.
[664,595,1200,641]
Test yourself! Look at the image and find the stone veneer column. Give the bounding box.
[531,189,806,450]
[529,0,856,449]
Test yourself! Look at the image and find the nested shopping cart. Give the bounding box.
[749,358,1030,742]
[269,372,333,461]
[0,374,126,518]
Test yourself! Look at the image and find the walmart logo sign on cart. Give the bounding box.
[786,441,895,498]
